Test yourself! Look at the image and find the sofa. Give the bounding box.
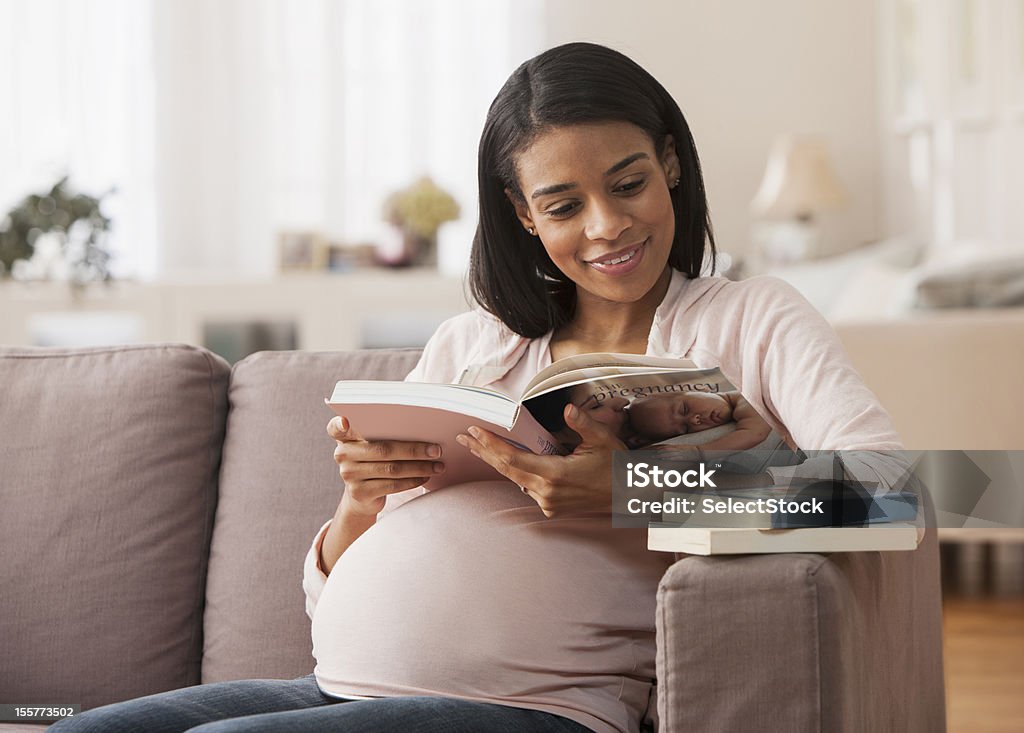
[0,343,946,732]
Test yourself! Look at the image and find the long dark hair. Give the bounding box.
[468,42,715,338]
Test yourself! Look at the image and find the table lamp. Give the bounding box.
[750,135,847,265]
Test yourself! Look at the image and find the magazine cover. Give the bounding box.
[522,366,805,474]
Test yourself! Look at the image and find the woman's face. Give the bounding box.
[509,122,680,307]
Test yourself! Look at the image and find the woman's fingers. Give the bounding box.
[328,418,441,461]
[563,404,621,448]
[336,453,445,481]
[456,427,548,489]
[334,439,442,464]
[327,416,364,442]
[327,418,442,514]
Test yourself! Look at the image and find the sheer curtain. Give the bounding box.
[1,0,543,280]
[0,0,157,278]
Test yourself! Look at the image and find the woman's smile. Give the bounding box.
[584,237,649,275]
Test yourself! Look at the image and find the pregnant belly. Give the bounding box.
[310,481,669,700]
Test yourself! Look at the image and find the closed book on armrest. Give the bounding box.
[648,522,920,555]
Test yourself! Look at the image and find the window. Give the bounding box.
[0,0,542,280]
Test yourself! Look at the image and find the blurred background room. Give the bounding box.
[1,1,1022,729]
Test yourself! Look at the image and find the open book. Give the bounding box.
[327,353,796,490]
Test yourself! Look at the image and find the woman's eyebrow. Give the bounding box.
[530,152,651,200]
[531,182,574,200]
[605,152,649,175]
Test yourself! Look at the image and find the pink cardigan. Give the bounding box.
[302,272,903,733]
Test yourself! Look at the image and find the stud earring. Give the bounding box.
[527,227,536,235]
[671,177,680,189]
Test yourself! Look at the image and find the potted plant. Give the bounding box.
[380,176,459,267]
[0,177,113,288]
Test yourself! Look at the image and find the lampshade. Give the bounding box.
[750,136,847,220]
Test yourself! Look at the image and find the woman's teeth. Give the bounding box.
[595,244,641,265]
[604,250,636,265]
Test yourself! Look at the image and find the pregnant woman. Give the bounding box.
[52,42,900,733]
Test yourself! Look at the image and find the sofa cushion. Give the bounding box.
[202,348,422,682]
[0,344,230,712]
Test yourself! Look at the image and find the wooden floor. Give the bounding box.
[944,597,1024,732]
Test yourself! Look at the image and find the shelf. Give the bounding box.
[0,271,470,353]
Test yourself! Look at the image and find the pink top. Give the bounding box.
[302,273,903,733]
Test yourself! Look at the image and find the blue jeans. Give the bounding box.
[46,674,593,732]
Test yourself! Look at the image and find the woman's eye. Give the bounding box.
[616,178,645,193]
[543,180,642,218]
[545,202,579,218]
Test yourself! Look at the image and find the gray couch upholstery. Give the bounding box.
[0,344,946,732]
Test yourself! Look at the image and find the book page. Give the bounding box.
[521,366,797,470]
[521,352,697,398]
[521,364,720,402]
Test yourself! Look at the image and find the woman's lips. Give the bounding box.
[585,238,648,275]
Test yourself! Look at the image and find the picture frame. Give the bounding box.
[326,243,376,272]
[277,230,328,272]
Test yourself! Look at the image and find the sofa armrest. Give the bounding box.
[655,535,945,732]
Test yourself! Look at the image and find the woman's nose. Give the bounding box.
[583,197,631,241]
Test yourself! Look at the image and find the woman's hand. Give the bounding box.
[327,416,445,516]
[456,404,624,517]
